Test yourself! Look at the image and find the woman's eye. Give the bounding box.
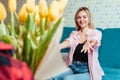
[83,16,87,18]
[77,16,81,19]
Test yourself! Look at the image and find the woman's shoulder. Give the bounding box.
[70,30,79,35]
[87,28,102,35]
[68,30,80,37]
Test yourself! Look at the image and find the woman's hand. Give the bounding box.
[81,40,97,53]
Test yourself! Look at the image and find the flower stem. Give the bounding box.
[10,12,15,36]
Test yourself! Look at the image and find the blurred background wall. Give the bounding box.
[47,0,120,29]
[1,0,120,28]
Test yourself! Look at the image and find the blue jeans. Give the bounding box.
[49,61,90,80]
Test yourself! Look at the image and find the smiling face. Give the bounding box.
[76,10,89,29]
[74,7,94,31]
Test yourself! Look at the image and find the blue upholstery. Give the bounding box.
[60,27,120,80]
[99,28,120,68]
[102,67,120,80]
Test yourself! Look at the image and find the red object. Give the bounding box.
[0,42,34,80]
[0,53,34,80]
[0,42,14,50]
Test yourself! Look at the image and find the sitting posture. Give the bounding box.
[50,7,104,80]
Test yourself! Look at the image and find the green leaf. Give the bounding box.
[22,13,35,66]
[26,13,35,33]
[0,35,11,43]
[34,18,63,73]
[0,21,8,36]
[27,31,37,49]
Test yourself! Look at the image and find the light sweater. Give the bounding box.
[65,29,105,80]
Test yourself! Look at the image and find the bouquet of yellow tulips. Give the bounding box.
[0,0,68,74]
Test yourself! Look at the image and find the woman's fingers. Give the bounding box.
[89,45,94,51]
[84,48,88,53]
[81,45,94,53]
[81,48,84,52]
[81,47,88,53]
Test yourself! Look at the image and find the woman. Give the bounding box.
[50,7,104,80]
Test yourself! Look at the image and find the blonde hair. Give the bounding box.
[74,7,95,31]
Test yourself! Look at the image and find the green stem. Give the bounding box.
[39,18,46,35]
[10,12,15,36]
[34,18,62,74]
[14,12,19,21]
[0,20,8,35]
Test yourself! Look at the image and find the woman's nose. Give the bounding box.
[81,17,84,21]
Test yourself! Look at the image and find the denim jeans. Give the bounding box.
[69,61,89,74]
[49,61,90,80]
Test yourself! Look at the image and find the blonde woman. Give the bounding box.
[50,7,104,80]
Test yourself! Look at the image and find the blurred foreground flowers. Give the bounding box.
[0,0,68,74]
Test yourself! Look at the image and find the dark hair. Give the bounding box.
[74,7,95,31]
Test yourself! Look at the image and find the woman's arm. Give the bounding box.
[89,40,98,47]
[59,31,76,50]
[59,40,70,50]
[81,30,102,53]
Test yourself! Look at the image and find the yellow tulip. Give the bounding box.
[59,0,68,13]
[8,0,16,12]
[18,4,28,23]
[39,0,48,18]
[0,2,7,21]
[34,5,40,25]
[47,0,59,22]
[26,0,35,14]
